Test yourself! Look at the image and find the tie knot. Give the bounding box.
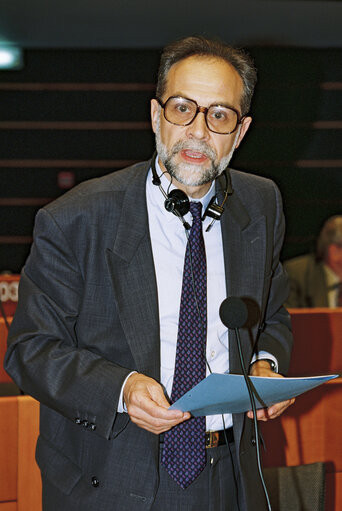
[189,201,202,223]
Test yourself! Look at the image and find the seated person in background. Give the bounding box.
[284,215,342,308]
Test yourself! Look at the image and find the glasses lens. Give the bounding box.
[207,106,238,134]
[164,97,197,126]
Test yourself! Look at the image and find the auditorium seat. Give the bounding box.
[264,462,326,511]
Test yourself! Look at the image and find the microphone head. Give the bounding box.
[219,297,248,329]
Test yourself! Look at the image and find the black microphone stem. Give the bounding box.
[234,327,272,511]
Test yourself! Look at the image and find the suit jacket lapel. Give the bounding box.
[106,163,160,380]
[218,174,267,371]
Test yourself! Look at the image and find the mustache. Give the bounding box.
[170,139,217,161]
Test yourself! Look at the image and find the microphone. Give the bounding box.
[219,296,272,510]
[219,296,248,329]
[219,296,250,388]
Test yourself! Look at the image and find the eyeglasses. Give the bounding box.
[156,96,245,135]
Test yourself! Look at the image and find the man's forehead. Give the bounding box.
[163,55,243,107]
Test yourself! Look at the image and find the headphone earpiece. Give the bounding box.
[164,189,190,216]
[202,196,224,221]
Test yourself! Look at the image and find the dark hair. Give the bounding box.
[317,215,342,260]
[156,36,257,115]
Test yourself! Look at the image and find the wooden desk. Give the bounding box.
[0,321,42,509]
[262,308,342,511]
[0,396,41,511]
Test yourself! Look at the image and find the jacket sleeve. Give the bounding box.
[4,207,130,440]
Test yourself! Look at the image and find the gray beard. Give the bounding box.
[155,115,239,187]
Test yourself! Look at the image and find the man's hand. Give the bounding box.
[123,373,191,434]
[246,360,295,421]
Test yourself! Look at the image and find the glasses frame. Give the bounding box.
[156,95,246,135]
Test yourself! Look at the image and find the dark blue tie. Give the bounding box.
[161,202,207,489]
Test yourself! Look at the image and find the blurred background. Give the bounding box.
[0,0,341,273]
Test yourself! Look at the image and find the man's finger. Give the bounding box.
[128,403,191,433]
[247,397,295,421]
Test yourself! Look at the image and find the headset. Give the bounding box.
[151,152,233,231]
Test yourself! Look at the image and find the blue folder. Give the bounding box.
[169,373,338,416]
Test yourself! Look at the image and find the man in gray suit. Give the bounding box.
[284,215,342,308]
[5,36,294,510]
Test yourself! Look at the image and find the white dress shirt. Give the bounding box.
[323,264,341,307]
[147,161,231,430]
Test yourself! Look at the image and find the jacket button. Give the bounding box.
[81,420,89,428]
[251,437,256,446]
[91,476,99,487]
[89,423,96,431]
[74,418,81,425]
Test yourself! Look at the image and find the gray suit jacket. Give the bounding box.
[5,159,292,510]
[284,254,329,308]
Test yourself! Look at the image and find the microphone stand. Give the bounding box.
[234,326,272,511]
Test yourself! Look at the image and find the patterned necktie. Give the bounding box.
[161,201,207,489]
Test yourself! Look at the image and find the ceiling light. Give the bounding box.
[0,46,23,70]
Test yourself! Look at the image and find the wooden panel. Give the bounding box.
[262,380,342,470]
[0,319,13,384]
[0,398,18,502]
[17,397,41,511]
[288,308,342,376]
[0,503,16,510]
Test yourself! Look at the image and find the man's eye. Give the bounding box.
[176,104,190,113]
[212,110,226,121]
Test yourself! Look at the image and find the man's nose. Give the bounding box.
[185,111,210,140]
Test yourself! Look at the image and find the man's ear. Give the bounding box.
[150,99,160,134]
[235,116,252,150]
